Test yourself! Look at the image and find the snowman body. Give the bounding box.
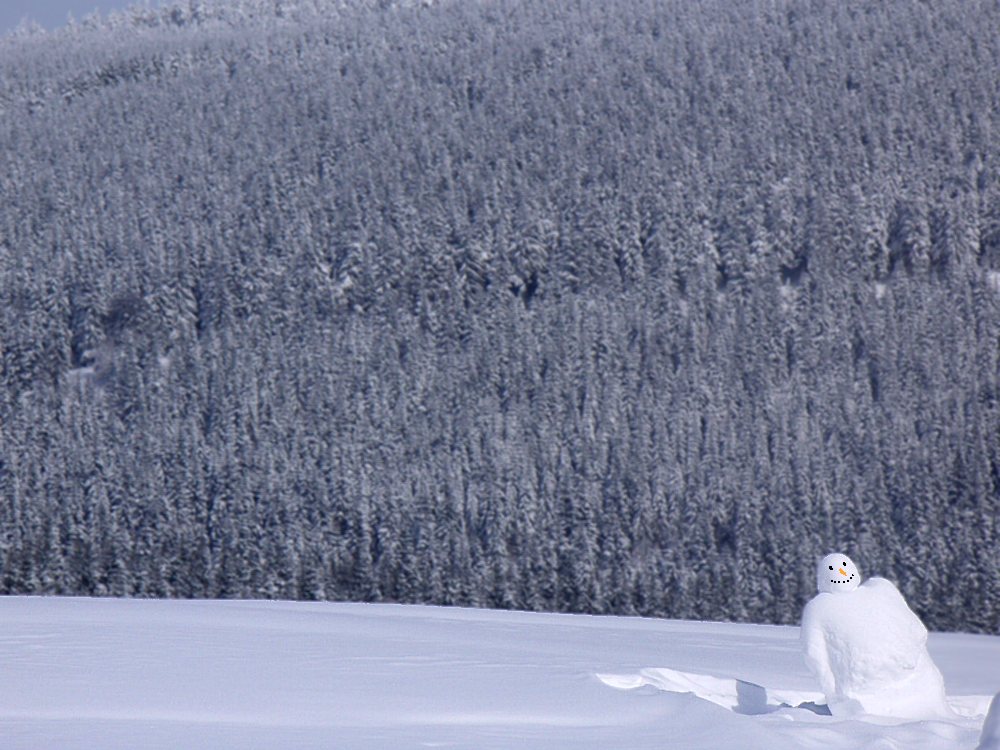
[801,559,952,719]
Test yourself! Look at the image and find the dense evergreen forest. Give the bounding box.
[0,0,998,633]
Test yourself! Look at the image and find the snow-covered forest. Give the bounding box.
[0,0,998,632]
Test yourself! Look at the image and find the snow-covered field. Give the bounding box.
[0,597,996,749]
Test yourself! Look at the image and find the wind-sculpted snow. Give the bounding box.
[597,667,827,715]
[979,694,1000,750]
[0,597,996,749]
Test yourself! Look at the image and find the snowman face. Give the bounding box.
[816,553,861,593]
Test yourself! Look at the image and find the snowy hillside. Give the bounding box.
[2,0,999,633]
[0,597,996,749]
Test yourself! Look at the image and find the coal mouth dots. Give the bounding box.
[829,573,856,584]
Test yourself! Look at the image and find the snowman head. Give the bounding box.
[816,553,861,593]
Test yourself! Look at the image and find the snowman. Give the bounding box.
[800,553,953,719]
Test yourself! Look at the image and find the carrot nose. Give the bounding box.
[838,568,848,577]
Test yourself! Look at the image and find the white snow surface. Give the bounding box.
[0,596,996,749]
[979,693,1000,750]
[802,576,953,720]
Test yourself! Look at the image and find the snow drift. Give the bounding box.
[0,597,996,749]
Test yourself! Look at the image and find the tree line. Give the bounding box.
[0,0,998,632]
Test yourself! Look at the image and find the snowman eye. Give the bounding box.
[828,565,833,570]
[842,561,847,566]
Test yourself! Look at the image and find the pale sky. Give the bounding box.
[1,0,165,35]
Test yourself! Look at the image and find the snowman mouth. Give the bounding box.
[829,573,856,584]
